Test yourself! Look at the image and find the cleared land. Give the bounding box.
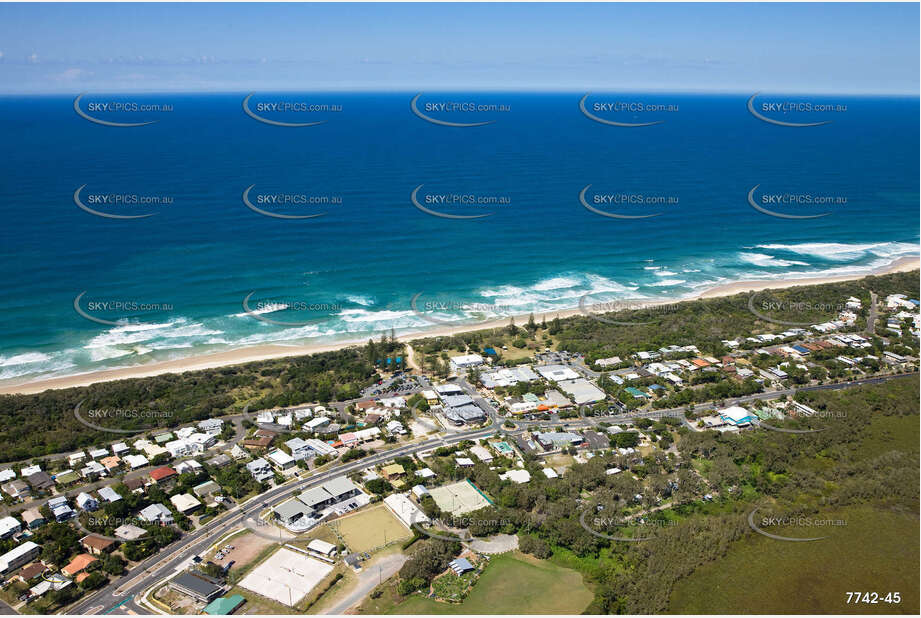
[208,530,276,573]
[669,506,920,614]
[386,552,593,614]
[331,504,412,553]
[429,480,491,515]
[238,547,334,607]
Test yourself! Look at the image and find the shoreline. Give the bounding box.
[1,255,917,395]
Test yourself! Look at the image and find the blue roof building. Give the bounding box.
[449,557,475,574]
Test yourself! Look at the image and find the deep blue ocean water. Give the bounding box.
[0,92,917,382]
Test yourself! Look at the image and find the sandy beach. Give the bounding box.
[1,255,916,395]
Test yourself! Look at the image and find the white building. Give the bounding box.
[198,419,224,435]
[285,438,313,461]
[75,492,98,511]
[124,454,149,469]
[267,449,296,470]
[139,503,174,525]
[384,492,429,529]
[536,364,580,382]
[20,464,41,477]
[305,417,331,432]
[170,493,202,514]
[469,445,494,463]
[246,458,274,482]
[449,354,485,372]
[499,469,531,484]
[175,459,203,475]
[0,516,21,539]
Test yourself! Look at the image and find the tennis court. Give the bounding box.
[429,480,492,515]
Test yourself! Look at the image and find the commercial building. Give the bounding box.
[535,364,580,382]
[534,431,584,451]
[203,594,246,615]
[274,499,314,527]
[556,378,606,405]
[719,406,755,427]
[295,477,362,514]
[449,354,484,372]
[169,571,224,603]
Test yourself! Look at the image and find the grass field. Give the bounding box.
[386,552,593,614]
[669,505,920,614]
[332,504,412,553]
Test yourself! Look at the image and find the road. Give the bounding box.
[68,425,497,615]
[321,552,407,615]
[66,370,916,615]
[866,291,879,335]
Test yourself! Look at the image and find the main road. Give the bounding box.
[68,424,497,615]
[67,370,916,615]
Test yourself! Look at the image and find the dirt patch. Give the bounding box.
[209,530,277,570]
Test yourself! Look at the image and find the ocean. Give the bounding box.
[0,92,917,383]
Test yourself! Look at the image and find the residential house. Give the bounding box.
[170,493,202,515]
[97,486,122,503]
[47,496,75,522]
[149,466,178,485]
[75,492,98,511]
[139,503,174,525]
[0,516,21,539]
[245,458,273,482]
[62,553,98,578]
[80,535,116,555]
[2,480,31,500]
[20,508,45,529]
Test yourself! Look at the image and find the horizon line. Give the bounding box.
[2,88,919,97]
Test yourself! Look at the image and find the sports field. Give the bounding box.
[669,506,920,614]
[332,504,412,553]
[387,552,593,614]
[238,547,334,607]
[429,480,491,515]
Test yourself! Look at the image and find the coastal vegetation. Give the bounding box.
[376,377,918,614]
[0,341,401,461]
[0,271,916,463]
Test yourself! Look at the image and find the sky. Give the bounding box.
[0,2,918,94]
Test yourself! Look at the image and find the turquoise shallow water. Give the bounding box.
[0,92,917,382]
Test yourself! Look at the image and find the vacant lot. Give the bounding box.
[669,506,920,614]
[332,504,411,553]
[388,552,593,614]
[208,530,276,575]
